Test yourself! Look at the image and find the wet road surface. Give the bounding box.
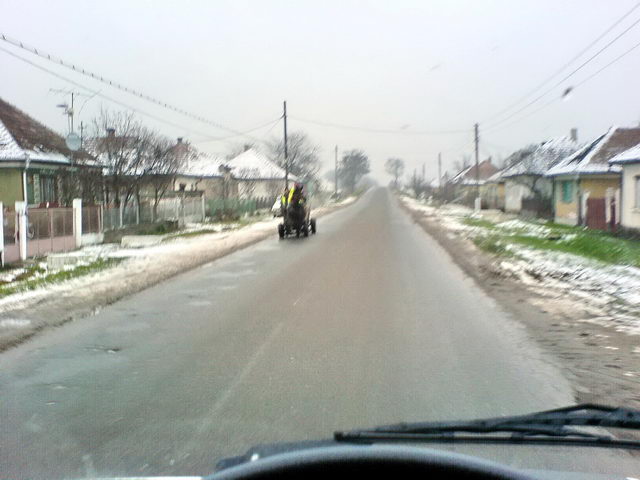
[4,188,630,478]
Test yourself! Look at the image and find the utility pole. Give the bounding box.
[474,123,480,208]
[283,101,289,189]
[334,145,338,196]
[438,152,442,189]
[422,163,425,181]
[80,121,85,150]
[70,92,75,133]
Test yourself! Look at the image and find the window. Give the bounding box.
[635,176,640,208]
[39,175,57,203]
[561,180,573,203]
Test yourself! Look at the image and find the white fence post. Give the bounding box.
[119,202,124,228]
[0,202,4,266]
[73,198,82,248]
[16,201,27,261]
[201,195,206,222]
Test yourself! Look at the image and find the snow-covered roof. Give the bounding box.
[179,151,224,177]
[0,97,89,165]
[485,169,505,183]
[546,127,640,176]
[450,159,498,186]
[500,136,580,178]
[227,148,296,180]
[609,142,640,165]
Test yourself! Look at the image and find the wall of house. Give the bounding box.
[504,181,527,212]
[580,176,620,198]
[620,163,640,229]
[238,179,285,200]
[553,178,579,225]
[0,168,24,205]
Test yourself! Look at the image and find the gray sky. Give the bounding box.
[2,0,640,182]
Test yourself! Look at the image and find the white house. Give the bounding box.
[609,142,640,231]
[227,148,296,199]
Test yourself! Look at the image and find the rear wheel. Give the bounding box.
[303,225,309,237]
[278,224,285,239]
[310,218,316,234]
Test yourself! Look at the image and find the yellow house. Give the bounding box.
[610,143,640,231]
[547,127,640,229]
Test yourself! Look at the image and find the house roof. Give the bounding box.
[609,142,640,165]
[500,136,580,178]
[546,127,640,176]
[0,97,92,165]
[450,159,498,186]
[227,148,296,180]
[179,151,224,177]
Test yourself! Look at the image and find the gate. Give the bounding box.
[585,198,607,230]
[25,207,76,258]
[2,206,20,264]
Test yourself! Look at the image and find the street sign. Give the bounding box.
[65,132,81,151]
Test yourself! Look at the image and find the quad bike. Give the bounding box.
[278,202,316,239]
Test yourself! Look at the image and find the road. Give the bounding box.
[2,188,620,478]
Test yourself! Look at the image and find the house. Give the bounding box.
[174,150,238,199]
[500,133,580,216]
[226,147,295,199]
[0,98,96,206]
[546,127,640,228]
[609,142,640,231]
[483,170,506,210]
[449,159,499,206]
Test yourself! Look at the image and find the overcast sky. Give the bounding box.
[2,0,640,182]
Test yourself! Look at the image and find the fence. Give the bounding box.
[207,196,273,219]
[25,207,75,259]
[82,205,102,234]
[521,197,553,219]
[2,205,19,264]
[102,196,205,231]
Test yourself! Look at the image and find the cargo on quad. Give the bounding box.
[278,201,316,239]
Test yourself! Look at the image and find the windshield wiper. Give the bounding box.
[334,404,640,449]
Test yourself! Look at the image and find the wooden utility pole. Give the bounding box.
[334,145,338,196]
[474,123,480,202]
[283,101,289,189]
[438,152,442,189]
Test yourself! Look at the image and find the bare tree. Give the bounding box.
[268,131,320,184]
[145,135,191,221]
[385,158,405,189]
[407,169,427,198]
[88,109,154,209]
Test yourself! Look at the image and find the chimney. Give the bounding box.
[106,128,115,137]
[570,128,578,142]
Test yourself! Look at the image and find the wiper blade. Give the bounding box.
[335,404,640,445]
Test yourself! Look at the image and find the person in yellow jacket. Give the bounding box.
[288,182,306,206]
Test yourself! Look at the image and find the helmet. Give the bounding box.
[295,182,304,190]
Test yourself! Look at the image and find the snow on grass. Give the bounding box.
[402,195,640,335]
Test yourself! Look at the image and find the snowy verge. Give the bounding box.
[400,196,640,335]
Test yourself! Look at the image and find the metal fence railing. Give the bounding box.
[102,196,205,230]
[82,205,103,234]
[207,196,273,218]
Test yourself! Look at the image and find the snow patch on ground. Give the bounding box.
[401,195,640,335]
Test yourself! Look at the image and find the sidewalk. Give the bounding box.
[0,196,357,352]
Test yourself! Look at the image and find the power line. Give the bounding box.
[483,1,640,124]
[485,12,640,130]
[0,45,276,145]
[289,114,469,135]
[0,32,271,139]
[484,36,640,135]
[192,118,281,144]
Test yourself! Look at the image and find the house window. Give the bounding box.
[635,176,640,208]
[561,180,573,203]
[40,175,57,203]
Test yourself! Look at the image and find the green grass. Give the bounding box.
[464,215,640,267]
[0,258,122,299]
[463,217,497,229]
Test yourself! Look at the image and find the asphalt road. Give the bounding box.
[2,188,633,478]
